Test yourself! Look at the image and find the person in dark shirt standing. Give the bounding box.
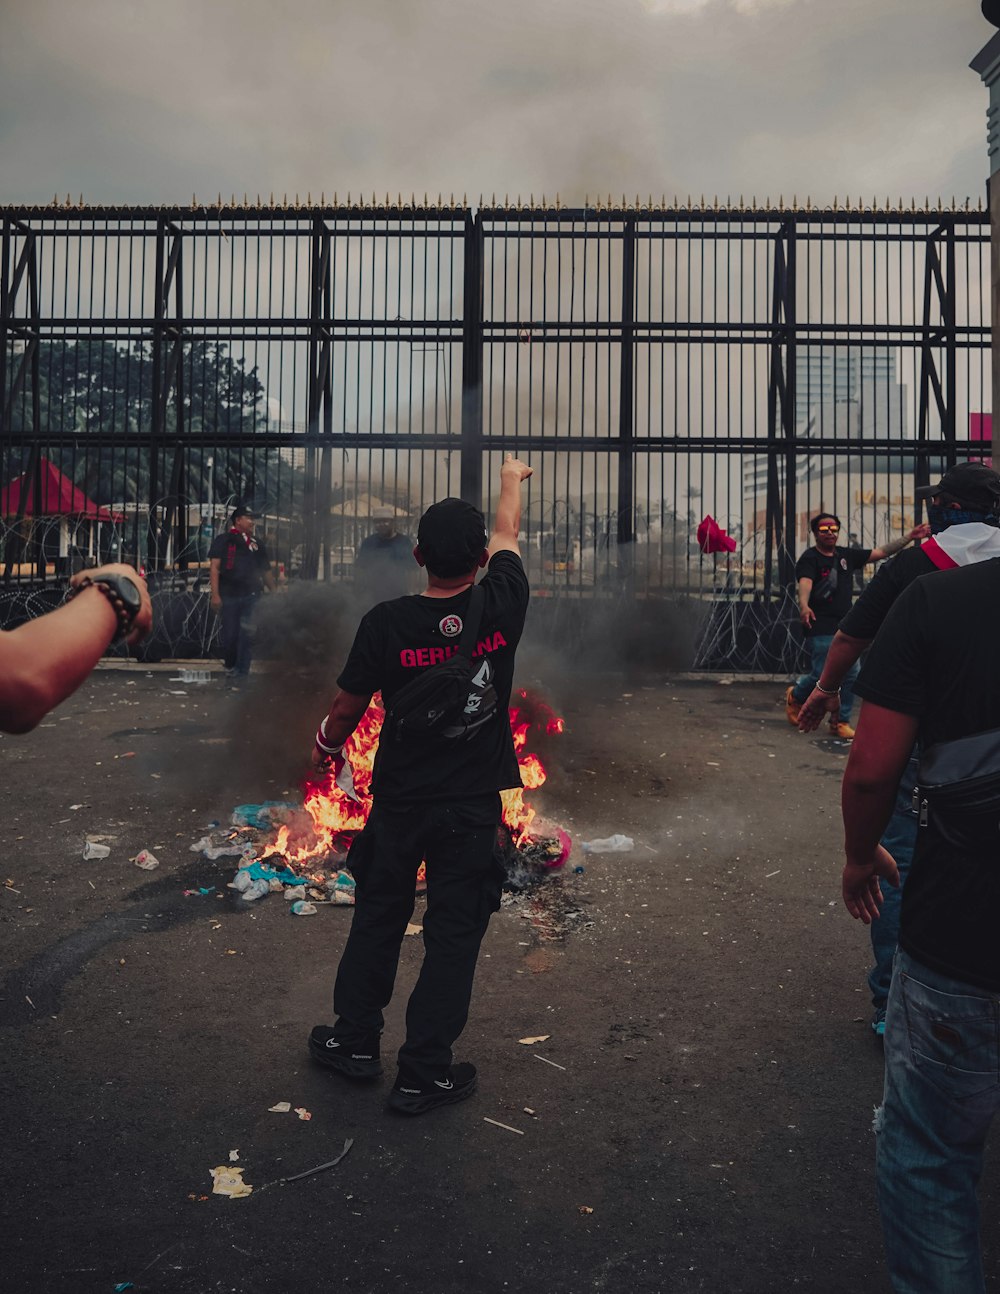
[308,456,533,1116]
[354,505,415,606]
[841,557,1000,1292]
[208,506,275,680]
[798,463,1000,1036]
[784,512,925,739]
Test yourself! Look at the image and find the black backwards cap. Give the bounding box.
[417,497,487,577]
[915,463,1000,513]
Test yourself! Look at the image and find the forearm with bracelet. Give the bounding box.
[68,573,143,643]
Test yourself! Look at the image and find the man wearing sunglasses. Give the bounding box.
[785,512,927,741]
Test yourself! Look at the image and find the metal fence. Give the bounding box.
[0,199,991,667]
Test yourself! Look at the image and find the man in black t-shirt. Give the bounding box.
[785,512,925,740]
[354,506,416,607]
[307,456,533,1116]
[841,558,1000,1292]
[208,506,275,680]
[798,463,1000,1035]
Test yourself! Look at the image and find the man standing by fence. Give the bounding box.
[209,506,275,682]
[785,513,927,740]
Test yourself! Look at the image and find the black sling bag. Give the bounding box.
[913,726,1000,847]
[385,584,499,742]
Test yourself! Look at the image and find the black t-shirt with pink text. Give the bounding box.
[337,550,530,802]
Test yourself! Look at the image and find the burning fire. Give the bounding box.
[501,689,565,843]
[263,688,563,868]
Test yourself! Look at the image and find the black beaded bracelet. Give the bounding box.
[68,576,137,642]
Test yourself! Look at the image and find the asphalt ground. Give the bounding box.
[1,666,997,1294]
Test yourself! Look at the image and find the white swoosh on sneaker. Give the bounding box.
[434,1078,454,1090]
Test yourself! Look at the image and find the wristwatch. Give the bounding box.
[72,573,143,641]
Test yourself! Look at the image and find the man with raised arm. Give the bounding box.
[307,455,532,1115]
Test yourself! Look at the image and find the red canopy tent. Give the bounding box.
[0,456,122,521]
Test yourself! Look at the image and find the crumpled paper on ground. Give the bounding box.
[210,1165,253,1198]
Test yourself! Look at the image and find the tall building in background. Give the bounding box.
[795,346,907,440]
[744,345,910,548]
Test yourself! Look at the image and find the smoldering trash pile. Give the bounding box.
[190,803,358,907]
[189,690,574,911]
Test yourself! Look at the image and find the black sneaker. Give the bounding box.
[386,1063,477,1116]
[308,1025,382,1080]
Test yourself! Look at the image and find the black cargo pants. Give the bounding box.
[332,793,504,1082]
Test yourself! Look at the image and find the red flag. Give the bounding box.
[696,514,737,555]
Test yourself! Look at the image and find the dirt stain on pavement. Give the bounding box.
[0,856,243,1026]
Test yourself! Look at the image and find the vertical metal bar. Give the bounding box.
[147,217,166,568]
[764,222,783,596]
[460,210,484,509]
[617,215,636,563]
[782,219,797,589]
[303,215,331,580]
[944,215,957,449]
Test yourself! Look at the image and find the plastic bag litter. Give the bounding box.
[131,850,160,871]
[231,871,270,901]
[190,835,247,860]
[231,802,293,830]
[580,834,634,854]
[290,900,318,916]
[325,871,356,905]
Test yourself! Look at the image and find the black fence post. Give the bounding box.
[303,216,332,580]
[1,220,42,582]
[460,210,484,509]
[765,216,797,595]
[944,216,957,449]
[160,223,186,571]
[916,221,954,501]
[782,219,797,589]
[147,219,165,568]
[617,215,636,578]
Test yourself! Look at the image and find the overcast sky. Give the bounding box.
[0,0,993,208]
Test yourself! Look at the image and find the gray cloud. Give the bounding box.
[0,0,992,206]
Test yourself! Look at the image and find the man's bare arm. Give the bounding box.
[311,689,373,767]
[488,455,533,558]
[869,524,930,562]
[209,557,222,612]
[0,564,152,734]
[797,577,815,628]
[797,630,872,731]
[841,701,918,922]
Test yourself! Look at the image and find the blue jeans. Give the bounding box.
[791,633,859,724]
[219,594,258,675]
[869,755,919,1009]
[877,948,1000,1293]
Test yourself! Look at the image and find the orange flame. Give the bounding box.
[263,688,564,866]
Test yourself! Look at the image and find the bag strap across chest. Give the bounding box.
[455,584,485,657]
